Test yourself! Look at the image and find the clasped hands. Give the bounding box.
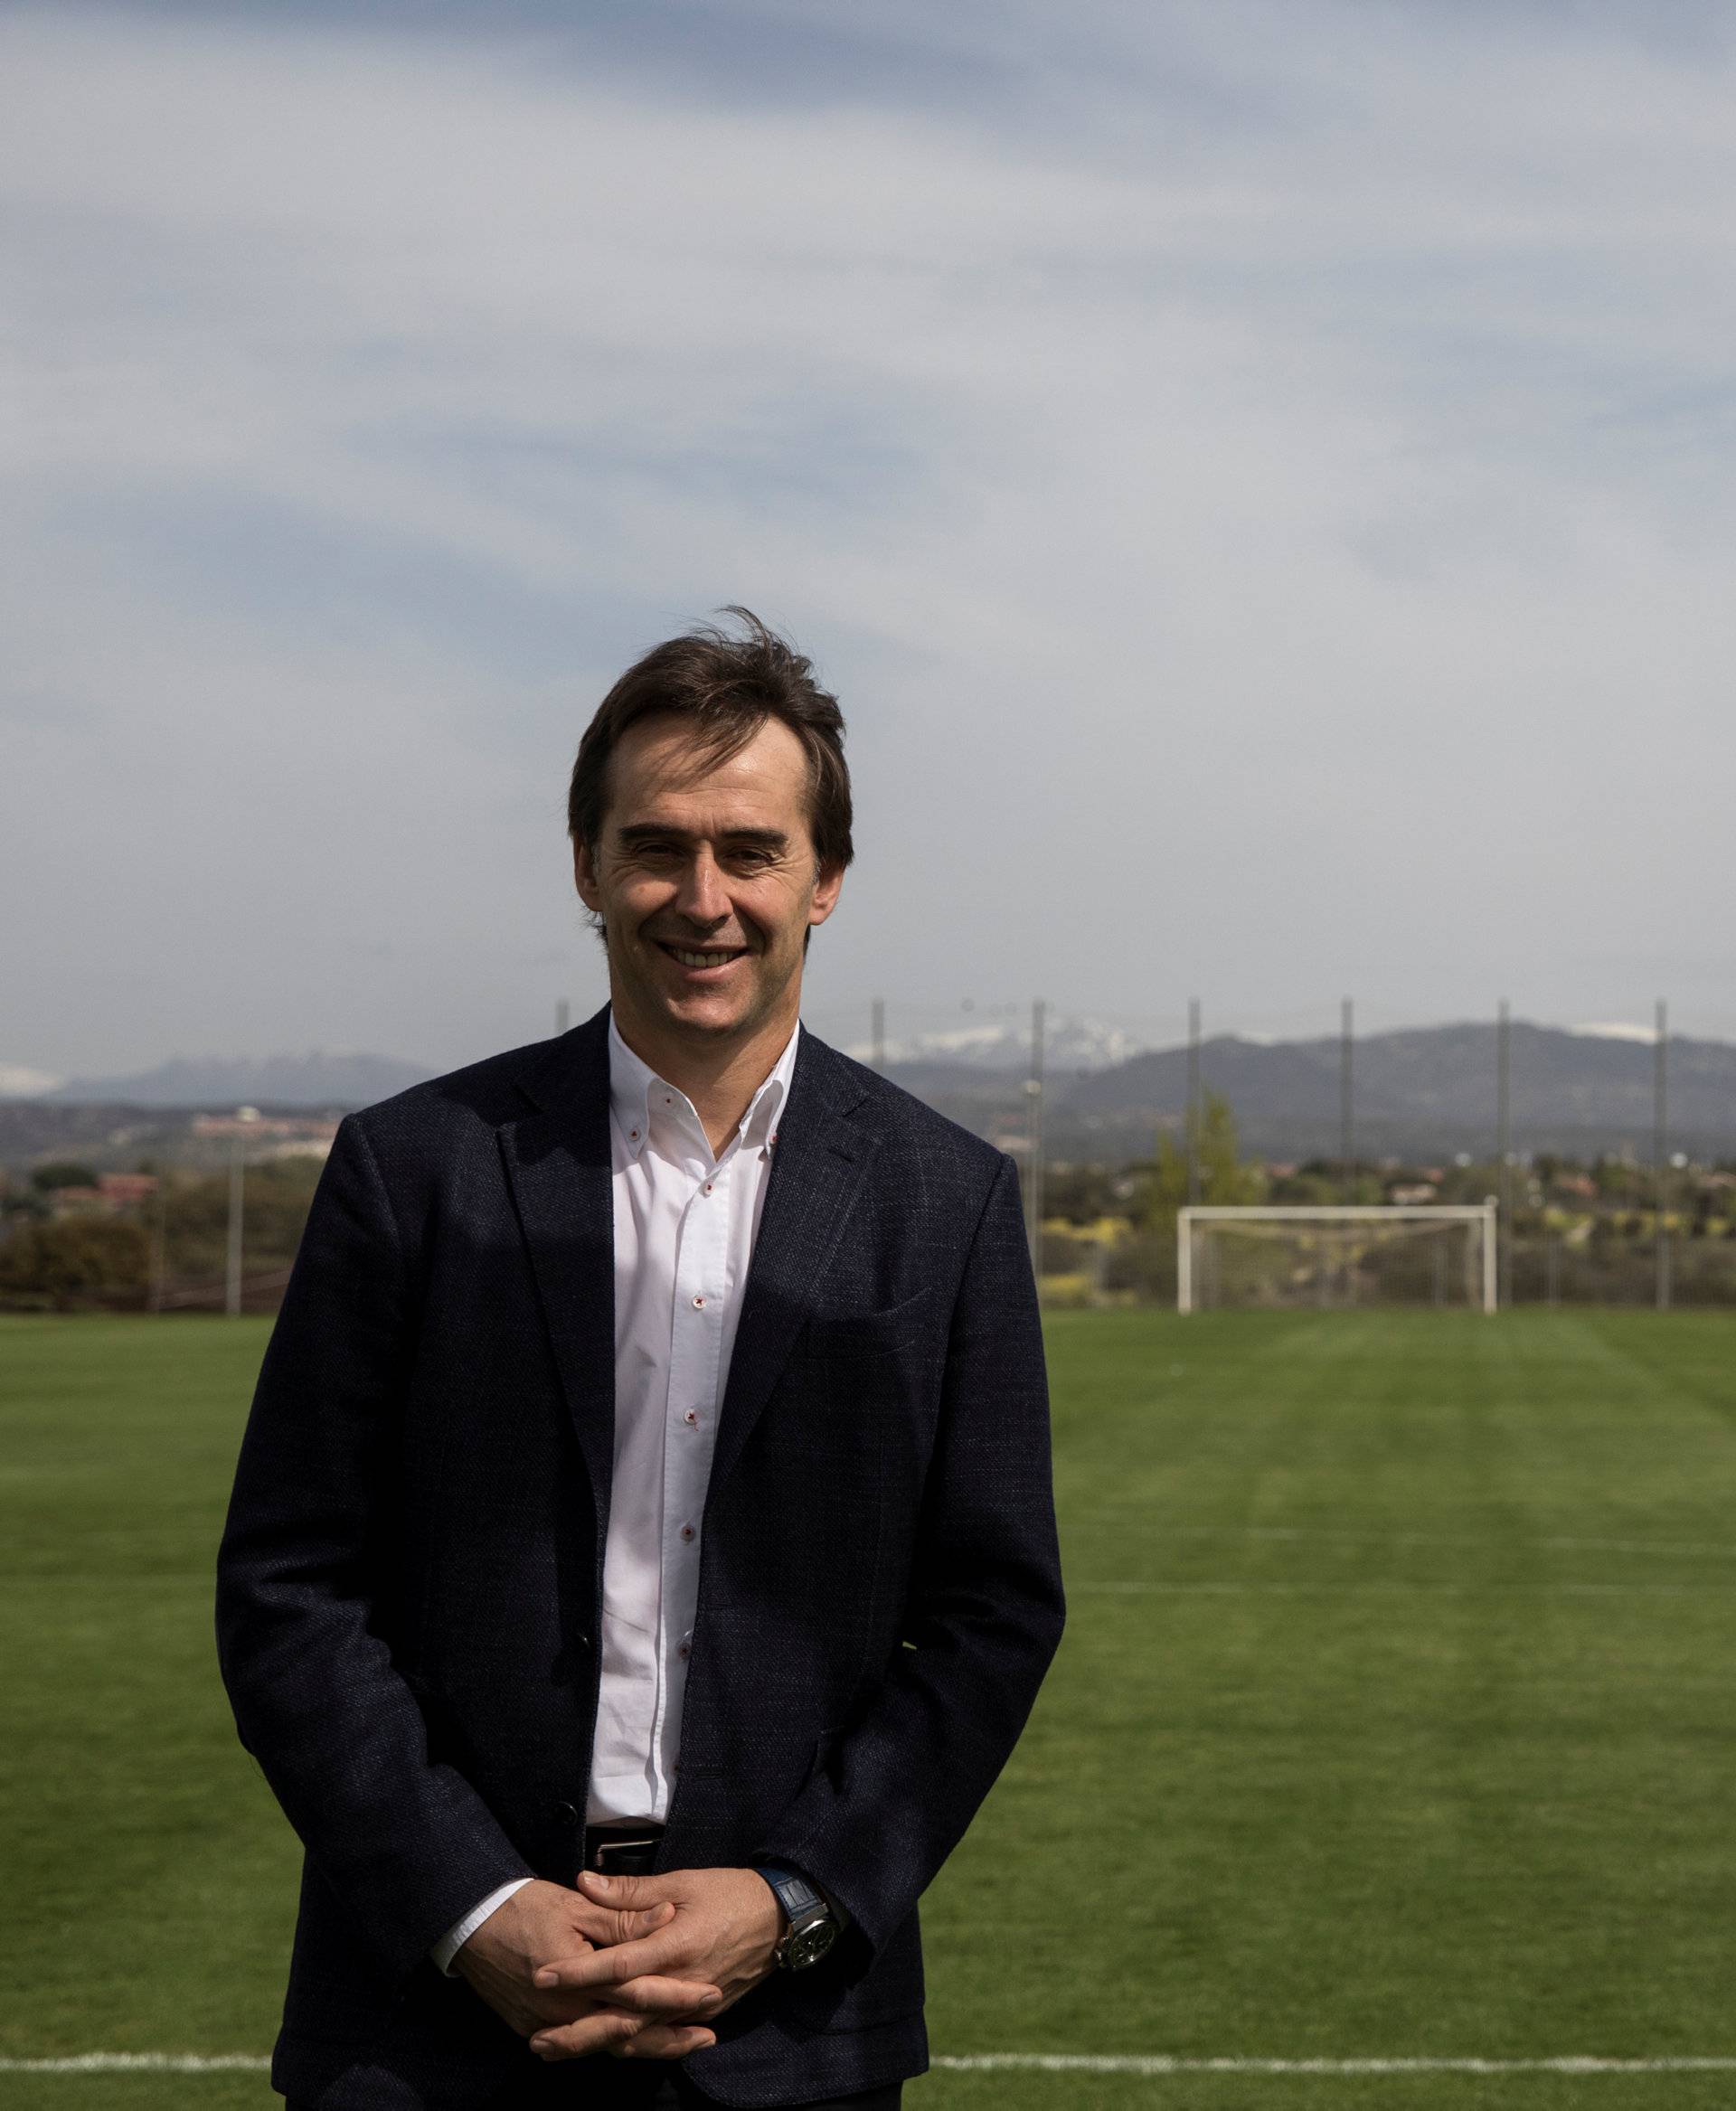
[454,1867,783,2063]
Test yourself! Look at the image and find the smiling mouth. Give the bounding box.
[657,941,749,969]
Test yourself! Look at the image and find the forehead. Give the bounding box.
[604,712,814,836]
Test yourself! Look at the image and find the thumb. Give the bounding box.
[576,1868,676,1940]
[576,1868,658,1909]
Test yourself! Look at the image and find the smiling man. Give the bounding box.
[216,610,1064,2111]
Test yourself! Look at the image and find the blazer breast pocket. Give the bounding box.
[797,1287,932,1362]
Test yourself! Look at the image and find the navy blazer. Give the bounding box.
[216,1009,1064,2109]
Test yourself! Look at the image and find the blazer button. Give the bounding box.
[552,1636,592,1682]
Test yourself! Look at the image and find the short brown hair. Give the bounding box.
[567,608,854,871]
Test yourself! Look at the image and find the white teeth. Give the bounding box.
[669,947,738,967]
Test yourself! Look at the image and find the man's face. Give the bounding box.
[573,712,844,1051]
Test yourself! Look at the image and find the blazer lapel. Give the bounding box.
[706,1032,876,1501]
[498,1009,616,1524]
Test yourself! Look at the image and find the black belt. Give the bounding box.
[582,1823,665,1876]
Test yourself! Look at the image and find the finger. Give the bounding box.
[579,1974,721,2018]
[534,1930,685,1991]
[571,1896,676,1948]
[607,2024,718,2061]
[529,2010,648,2062]
[574,1870,671,1915]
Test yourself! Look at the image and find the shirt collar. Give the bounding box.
[608,1013,799,1163]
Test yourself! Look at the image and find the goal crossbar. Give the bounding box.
[1177,1204,1497,1315]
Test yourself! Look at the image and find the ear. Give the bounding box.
[807,859,844,930]
[572,836,603,914]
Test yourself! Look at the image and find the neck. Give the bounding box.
[609,994,799,1155]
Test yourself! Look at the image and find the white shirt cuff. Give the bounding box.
[432,1876,534,1975]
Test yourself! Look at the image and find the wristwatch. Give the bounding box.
[753,1863,839,1971]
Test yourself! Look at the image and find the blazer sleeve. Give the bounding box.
[753,1152,1066,1957]
[214,1115,533,1978]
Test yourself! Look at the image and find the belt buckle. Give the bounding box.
[590,1833,661,1874]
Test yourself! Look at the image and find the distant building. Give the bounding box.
[45,1172,158,1218]
[192,1114,339,1144]
[98,1173,157,1206]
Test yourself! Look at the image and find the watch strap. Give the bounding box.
[754,1862,824,1924]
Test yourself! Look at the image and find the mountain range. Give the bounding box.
[16,1051,431,1110]
[871,1016,1731,1164]
[4,1019,1731,1166]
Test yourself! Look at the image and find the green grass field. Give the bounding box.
[5,1309,1736,2110]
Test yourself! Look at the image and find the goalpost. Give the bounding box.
[1177,1204,1498,1315]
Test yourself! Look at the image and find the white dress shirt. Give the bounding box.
[433,1014,798,1971]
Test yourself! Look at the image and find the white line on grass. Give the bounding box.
[1079,1522,1736,1561]
[934,2056,1736,2075]
[10,2053,1736,2078]
[1071,1580,1735,1597]
[0,2057,270,2073]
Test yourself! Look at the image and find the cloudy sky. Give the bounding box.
[6,0,1735,1082]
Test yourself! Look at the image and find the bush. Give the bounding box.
[0,1217,149,1308]
[31,1162,99,1192]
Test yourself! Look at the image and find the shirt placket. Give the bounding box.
[650,1117,736,1776]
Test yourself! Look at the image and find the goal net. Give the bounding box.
[1177,1206,1497,1315]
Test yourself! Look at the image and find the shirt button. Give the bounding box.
[703,1182,713,1194]
[680,1524,695,1542]
[629,1128,639,1141]
[692,1294,705,1309]
[677,1641,691,1660]
[684,1410,698,1426]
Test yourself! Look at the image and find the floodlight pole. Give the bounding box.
[1024,999,1046,1276]
[1495,999,1512,1309]
[1185,997,1202,1207]
[226,1105,261,1316]
[226,1136,245,1318]
[1340,996,1354,1203]
[1655,997,1671,1311]
[148,1171,169,1316]
[1177,1206,1194,1315]
[1480,1200,1498,1316]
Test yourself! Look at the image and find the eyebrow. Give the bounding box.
[615,823,790,853]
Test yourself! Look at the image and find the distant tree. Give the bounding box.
[0,1217,148,1307]
[1270,1170,1327,1204]
[1140,1091,1264,1234]
[157,1157,325,1288]
[1043,1164,1120,1224]
[31,1162,99,1192]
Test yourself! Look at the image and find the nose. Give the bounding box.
[674,848,730,927]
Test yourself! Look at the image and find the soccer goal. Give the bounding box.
[1177,1205,1497,1315]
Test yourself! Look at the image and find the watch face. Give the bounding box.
[785,1916,838,1971]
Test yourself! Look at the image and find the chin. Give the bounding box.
[660,995,750,1037]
